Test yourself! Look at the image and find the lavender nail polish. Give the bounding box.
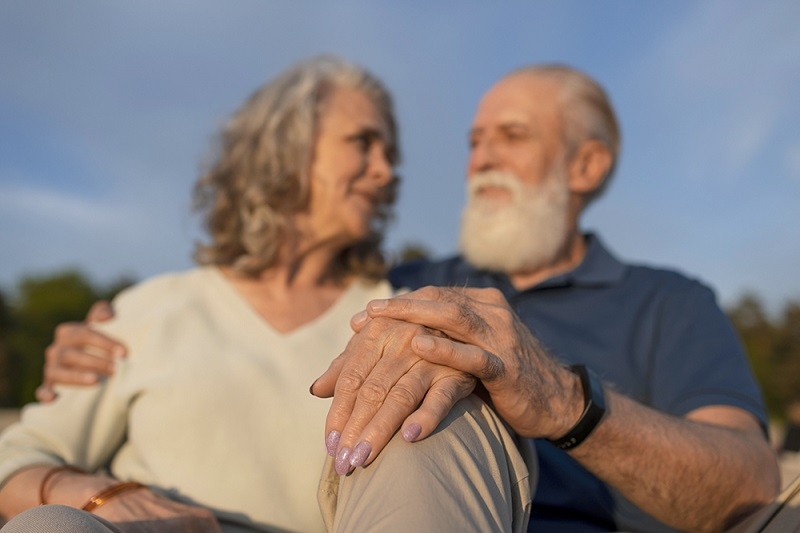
[349,441,372,468]
[403,423,422,442]
[335,447,352,475]
[325,431,341,457]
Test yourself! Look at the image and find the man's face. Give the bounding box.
[459,74,574,274]
[467,73,565,193]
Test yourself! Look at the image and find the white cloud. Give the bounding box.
[0,183,132,229]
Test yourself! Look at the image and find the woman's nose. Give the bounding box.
[368,144,393,185]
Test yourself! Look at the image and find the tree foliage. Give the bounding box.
[727,293,800,419]
[0,270,133,407]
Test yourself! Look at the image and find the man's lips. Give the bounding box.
[475,185,512,201]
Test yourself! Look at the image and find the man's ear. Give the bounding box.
[567,140,613,195]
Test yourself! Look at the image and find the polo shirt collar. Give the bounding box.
[527,233,627,290]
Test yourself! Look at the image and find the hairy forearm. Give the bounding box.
[571,392,780,532]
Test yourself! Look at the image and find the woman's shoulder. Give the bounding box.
[351,277,396,300]
[111,267,218,315]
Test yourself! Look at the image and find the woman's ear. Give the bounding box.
[567,140,613,196]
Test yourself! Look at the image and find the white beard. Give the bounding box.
[458,166,571,274]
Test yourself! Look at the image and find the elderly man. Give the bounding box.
[312,65,780,532]
[39,65,779,531]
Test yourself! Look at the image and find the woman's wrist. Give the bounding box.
[46,471,118,509]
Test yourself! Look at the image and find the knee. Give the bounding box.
[1,505,112,533]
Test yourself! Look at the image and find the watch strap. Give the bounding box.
[548,364,606,450]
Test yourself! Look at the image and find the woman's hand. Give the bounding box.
[14,467,219,533]
[37,301,126,402]
[311,312,477,475]
[90,488,221,533]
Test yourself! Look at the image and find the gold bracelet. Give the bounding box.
[39,465,86,505]
[82,481,146,512]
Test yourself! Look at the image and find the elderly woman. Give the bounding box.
[0,57,529,533]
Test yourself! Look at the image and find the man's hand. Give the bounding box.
[36,301,126,403]
[311,314,476,475]
[350,287,781,531]
[310,285,585,475]
[345,286,583,439]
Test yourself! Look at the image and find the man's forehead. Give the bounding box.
[471,75,558,129]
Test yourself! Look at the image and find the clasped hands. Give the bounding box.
[39,287,585,478]
[310,286,585,475]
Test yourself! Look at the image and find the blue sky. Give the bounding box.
[1,1,799,314]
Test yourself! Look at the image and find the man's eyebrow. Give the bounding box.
[469,121,533,139]
[498,120,531,131]
[345,126,384,140]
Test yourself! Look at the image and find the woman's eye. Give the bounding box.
[356,135,371,151]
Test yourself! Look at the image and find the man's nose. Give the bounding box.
[468,138,499,174]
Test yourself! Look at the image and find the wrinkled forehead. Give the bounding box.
[471,74,560,130]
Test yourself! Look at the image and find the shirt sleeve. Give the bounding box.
[648,280,767,428]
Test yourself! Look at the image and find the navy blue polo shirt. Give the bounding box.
[389,234,767,532]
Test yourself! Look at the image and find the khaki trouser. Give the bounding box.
[319,394,534,533]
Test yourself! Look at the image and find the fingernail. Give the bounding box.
[81,374,99,385]
[349,441,371,468]
[403,423,422,442]
[335,447,352,475]
[368,299,387,312]
[325,431,341,457]
[413,336,434,352]
[113,346,126,358]
[351,310,368,325]
[309,379,319,396]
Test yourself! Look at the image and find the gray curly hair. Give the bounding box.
[192,55,399,280]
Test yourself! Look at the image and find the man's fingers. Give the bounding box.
[44,358,108,385]
[52,322,127,361]
[86,300,114,323]
[411,334,505,381]
[57,346,117,375]
[365,287,508,346]
[35,385,58,403]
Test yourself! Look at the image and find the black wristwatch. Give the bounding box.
[548,364,607,450]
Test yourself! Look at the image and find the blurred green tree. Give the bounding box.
[727,294,800,419]
[0,289,12,406]
[393,242,432,264]
[3,271,133,407]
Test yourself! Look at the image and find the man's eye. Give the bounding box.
[504,130,528,142]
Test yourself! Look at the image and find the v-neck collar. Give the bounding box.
[203,266,364,340]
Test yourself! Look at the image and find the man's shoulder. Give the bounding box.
[617,260,722,313]
[388,255,470,290]
[624,260,709,293]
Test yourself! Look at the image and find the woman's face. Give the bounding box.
[301,87,394,249]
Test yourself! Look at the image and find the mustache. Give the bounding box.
[467,171,524,200]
